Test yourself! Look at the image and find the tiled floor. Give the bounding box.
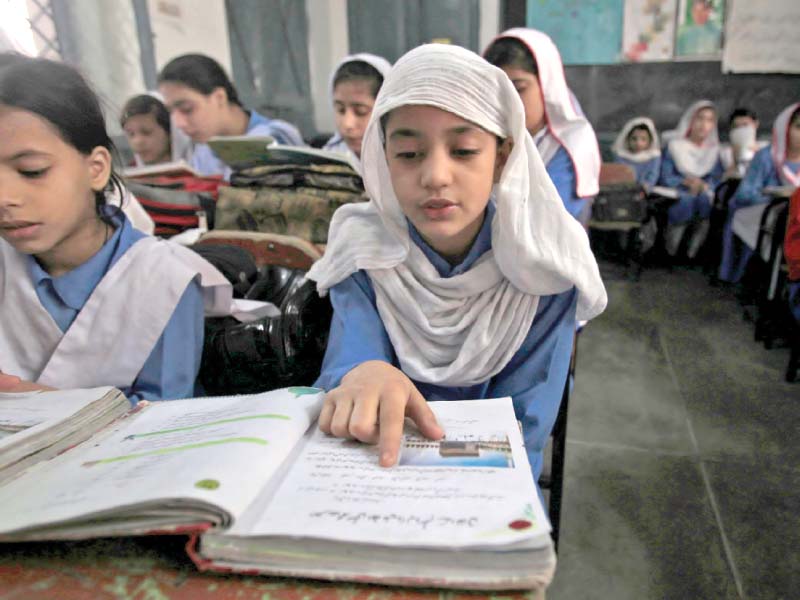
[548,263,799,600]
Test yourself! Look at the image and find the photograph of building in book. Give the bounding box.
[400,434,514,468]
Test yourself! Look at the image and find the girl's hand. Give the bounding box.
[0,372,55,393]
[318,360,444,467]
[683,176,706,196]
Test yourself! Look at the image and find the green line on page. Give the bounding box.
[83,437,269,466]
[126,414,290,439]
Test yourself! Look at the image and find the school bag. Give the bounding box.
[199,264,332,395]
[590,182,647,223]
[125,177,221,238]
[214,163,367,244]
[189,243,258,298]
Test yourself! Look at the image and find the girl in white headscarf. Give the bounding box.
[719,102,800,283]
[308,44,606,482]
[658,100,724,258]
[483,28,601,224]
[612,117,661,190]
[323,53,391,167]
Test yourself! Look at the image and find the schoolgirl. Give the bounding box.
[719,102,800,283]
[0,54,229,401]
[157,54,304,178]
[120,93,193,167]
[658,100,724,258]
[307,44,606,480]
[483,28,601,224]
[323,53,391,167]
[612,117,661,190]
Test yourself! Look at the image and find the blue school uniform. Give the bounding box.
[191,110,305,178]
[28,212,204,402]
[546,145,584,221]
[718,146,787,282]
[614,155,661,189]
[659,146,724,224]
[314,202,577,482]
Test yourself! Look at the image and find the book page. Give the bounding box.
[235,398,549,548]
[0,388,323,536]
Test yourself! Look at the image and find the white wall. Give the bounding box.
[306,0,350,134]
[147,0,232,72]
[479,0,501,52]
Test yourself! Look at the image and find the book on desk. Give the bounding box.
[0,387,555,591]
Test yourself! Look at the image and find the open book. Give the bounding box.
[0,388,554,591]
[0,387,129,484]
[122,160,203,179]
[207,136,359,172]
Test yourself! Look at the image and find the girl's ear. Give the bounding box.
[493,138,513,183]
[211,86,228,108]
[86,146,112,192]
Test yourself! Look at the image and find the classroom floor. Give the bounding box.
[548,261,799,600]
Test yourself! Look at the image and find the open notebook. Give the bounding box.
[0,388,555,591]
[207,136,359,172]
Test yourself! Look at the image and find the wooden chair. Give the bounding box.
[195,230,322,271]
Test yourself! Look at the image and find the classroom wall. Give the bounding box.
[147,0,231,72]
[565,62,800,141]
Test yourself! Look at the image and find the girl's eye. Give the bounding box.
[452,148,479,158]
[394,150,421,160]
[354,106,371,117]
[19,168,48,179]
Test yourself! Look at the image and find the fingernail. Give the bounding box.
[381,452,394,466]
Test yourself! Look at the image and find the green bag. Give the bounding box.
[216,164,367,244]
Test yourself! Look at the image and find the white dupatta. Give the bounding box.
[612,117,661,163]
[665,100,720,178]
[771,102,800,188]
[307,44,606,387]
[485,28,601,198]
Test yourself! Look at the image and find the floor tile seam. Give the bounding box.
[565,438,695,458]
[658,327,746,599]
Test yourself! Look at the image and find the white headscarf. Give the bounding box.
[324,53,392,163]
[771,102,800,188]
[307,44,606,386]
[485,28,601,198]
[664,100,720,178]
[612,117,661,163]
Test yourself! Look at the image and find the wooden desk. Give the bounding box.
[0,536,544,599]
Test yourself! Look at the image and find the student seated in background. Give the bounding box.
[323,53,391,168]
[308,44,607,481]
[718,102,800,283]
[0,54,229,401]
[658,100,724,259]
[720,107,766,180]
[157,54,305,178]
[483,28,600,224]
[612,117,661,190]
[120,93,193,167]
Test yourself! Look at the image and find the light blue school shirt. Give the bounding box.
[545,145,585,221]
[27,212,204,403]
[190,109,306,178]
[614,155,661,190]
[314,202,578,482]
[658,145,724,224]
[731,146,795,211]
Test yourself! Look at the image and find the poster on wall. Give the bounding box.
[526,0,625,65]
[722,0,800,73]
[622,0,677,62]
[674,0,725,59]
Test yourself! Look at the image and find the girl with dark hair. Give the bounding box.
[0,54,230,401]
[612,118,661,189]
[323,53,391,166]
[719,103,800,283]
[484,28,601,224]
[158,53,304,178]
[120,94,173,166]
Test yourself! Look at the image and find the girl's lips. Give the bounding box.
[421,200,457,220]
[0,222,41,240]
